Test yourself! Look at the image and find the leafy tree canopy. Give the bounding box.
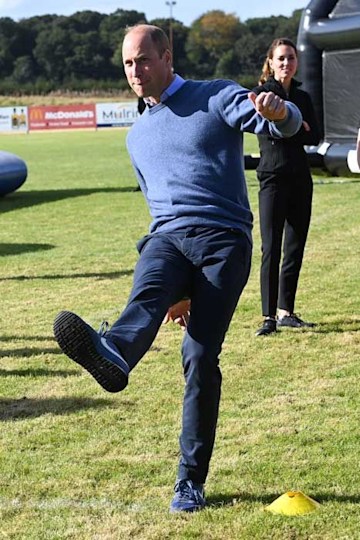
[0,8,301,94]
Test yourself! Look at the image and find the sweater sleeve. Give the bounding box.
[214,81,302,139]
[252,79,303,138]
[270,102,303,138]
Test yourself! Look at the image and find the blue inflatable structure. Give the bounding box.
[0,150,28,196]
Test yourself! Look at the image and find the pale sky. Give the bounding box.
[0,0,308,26]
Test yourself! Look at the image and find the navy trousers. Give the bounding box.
[258,171,313,317]
[107,227,252,484]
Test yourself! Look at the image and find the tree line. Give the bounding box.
[0,8,302,95]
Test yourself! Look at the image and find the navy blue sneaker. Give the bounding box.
[170,479,206,513]
[277,314,316,328]
[53,310,129,393]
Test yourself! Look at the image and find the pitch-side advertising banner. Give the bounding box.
[96,102,139,127]
[28,104,96,130]
[0,106,28,132]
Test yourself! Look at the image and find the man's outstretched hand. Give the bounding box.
[248,91,287,121]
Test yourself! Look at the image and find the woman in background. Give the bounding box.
[253,37,320,336]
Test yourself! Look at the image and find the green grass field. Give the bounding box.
[0,129,359,539]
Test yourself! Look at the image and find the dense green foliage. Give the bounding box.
[0,8,302,94]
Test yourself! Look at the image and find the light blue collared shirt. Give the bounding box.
[144,74,185,106]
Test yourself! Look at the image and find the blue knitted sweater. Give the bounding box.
[127,79,302,243]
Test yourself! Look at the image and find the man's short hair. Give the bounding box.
[125,24,170,57]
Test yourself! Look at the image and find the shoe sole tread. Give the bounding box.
[54,311,127,393]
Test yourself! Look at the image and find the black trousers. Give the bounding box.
[258,170,313,317]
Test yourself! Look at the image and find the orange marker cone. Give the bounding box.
[265,491,320,515]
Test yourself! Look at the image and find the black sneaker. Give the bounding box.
[53,310,129,392]
[277,314,316,328]
[170,479,206,513]
[255,318,277,336]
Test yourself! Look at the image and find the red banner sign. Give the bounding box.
[28,104,96,130]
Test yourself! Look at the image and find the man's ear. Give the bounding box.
[163,48,171,65]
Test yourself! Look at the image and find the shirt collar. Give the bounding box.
[144,74,185,107]
[160,74,185,101]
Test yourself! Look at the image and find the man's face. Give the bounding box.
[122,29,172,103]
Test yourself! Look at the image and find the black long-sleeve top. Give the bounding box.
[252,77,320,174]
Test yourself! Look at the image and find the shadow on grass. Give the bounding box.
[0,368,77,378]
[311,492,360,503]
[207,490,360,507]
[0,396,118,421]
[0,269,133,281]
[0,186,139,214]
[207,491,279,508]
[0,335,63,357]
[274,319,360,335]
[0,346,62,357]
[0,243,55,256]
[0,335,54,342]
[312,319,360,333]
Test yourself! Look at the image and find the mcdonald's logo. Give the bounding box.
[29,108,44,121]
